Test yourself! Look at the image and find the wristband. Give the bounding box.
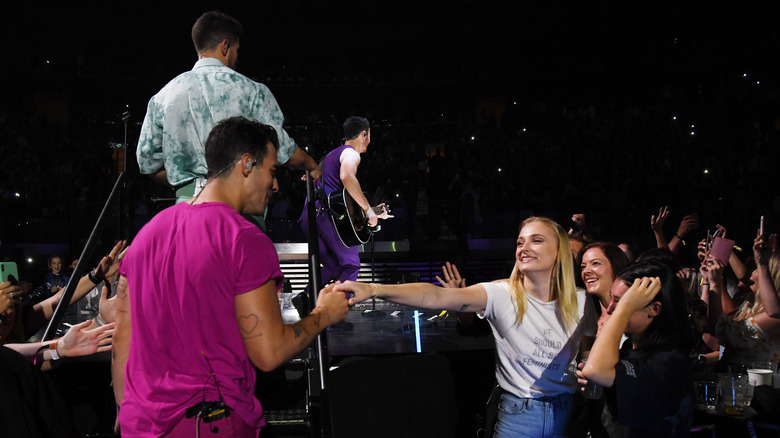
[32,345,48,368]
[49,340,61,360]
[88,270,102,285]
[94,314,105,327]
[701,283,710,287]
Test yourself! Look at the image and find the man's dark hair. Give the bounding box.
[343,116,370,141]
[192,11,243,54]
[205,117,278,179]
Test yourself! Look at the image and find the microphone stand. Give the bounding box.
[305,171,332,438]
[45,109,129,341]
[43,172,126,341]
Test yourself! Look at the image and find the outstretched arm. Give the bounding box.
[6,319,114,364]
[435,262,480,329]
[336,280,488,314]
[236,282,349,372]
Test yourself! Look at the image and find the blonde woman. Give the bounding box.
[715,232,780,369]
[338,217,596,437]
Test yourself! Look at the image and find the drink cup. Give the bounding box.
[748,369,773,387]
[694,381,718,410]
[719,374,749,415]
[750,361,776,371]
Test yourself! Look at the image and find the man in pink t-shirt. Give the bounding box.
[113,117,350,437]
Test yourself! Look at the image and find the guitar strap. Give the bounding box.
[315,157,327,205]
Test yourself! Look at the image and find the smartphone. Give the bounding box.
[0,262,18,285]
[710,237,735,264]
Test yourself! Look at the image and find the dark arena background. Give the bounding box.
[1,1,780,437]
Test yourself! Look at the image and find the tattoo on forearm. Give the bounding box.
[239,314,262,339]
[312,312,322,328]
[117,277,128,299]
[459,304,470,312]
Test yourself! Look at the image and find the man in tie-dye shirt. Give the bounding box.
[136,10,320,205]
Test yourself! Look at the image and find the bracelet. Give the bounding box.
[32,345,48,368]
[315,306,332,327]
[675,233,684,240]
[88,270,102,285]
[94,314,105,327]
[49,340,61,360]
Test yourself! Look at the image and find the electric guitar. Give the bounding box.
[326,189,392,247]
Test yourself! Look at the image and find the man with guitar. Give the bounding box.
[301,116,391,287]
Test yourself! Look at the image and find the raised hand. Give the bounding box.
[95,240,128,280]
[696,239,708,262]
[98,284,117,324]
[0,281,22,314]
[701,256,725,285]
[58,319,115,358]
[650,206,669,233]
[435,262,465,288]
[754,229,771,267]
[676,214,700,238]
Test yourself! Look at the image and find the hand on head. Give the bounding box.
[617,277,662,314]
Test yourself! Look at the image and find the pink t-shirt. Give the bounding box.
[118,202,283,437]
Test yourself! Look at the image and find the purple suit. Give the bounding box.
[301,145,361,284]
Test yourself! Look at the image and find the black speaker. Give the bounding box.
[328,353,458,438]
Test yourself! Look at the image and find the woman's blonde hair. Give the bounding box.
[508,217,579,330]
[735,251,780,321]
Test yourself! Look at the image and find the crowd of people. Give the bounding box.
[1,6,780,437]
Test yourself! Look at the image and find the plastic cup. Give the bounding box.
[719,374,749,415]
[694,381,718,410]
[748,369,773,387]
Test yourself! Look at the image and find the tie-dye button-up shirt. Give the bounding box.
[136,58,297,187]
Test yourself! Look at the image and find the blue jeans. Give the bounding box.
[494,392,573,438]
